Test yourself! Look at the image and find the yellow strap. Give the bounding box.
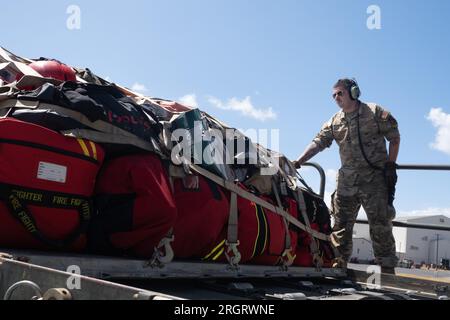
[89,141,98,160]
[251,205,261,259]
[77,139,90,157]
[262,210,268,254]
[252,205,269,259]
[212,248,225,261]
[203,239,226,260]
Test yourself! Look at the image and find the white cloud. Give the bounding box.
[427,108,450,156]
[358,208,368,220]
[397,207,450,218]
[179,94,199,108]
[321,169,338,206]
[323,190,335,225]
[324,190,333,209]
[131,82,149,94]
[325,169,337,189]
[208,96,277,122]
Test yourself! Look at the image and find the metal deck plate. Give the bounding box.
[1,249,346,280]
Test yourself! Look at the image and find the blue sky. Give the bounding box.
[3,0,450,218]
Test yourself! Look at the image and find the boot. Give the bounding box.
[332,257,348,270]
[381,266,396,275]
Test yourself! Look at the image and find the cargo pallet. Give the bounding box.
[2,164,450,301]
[1,249,448,300]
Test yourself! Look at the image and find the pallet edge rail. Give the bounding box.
[0,253,182,300]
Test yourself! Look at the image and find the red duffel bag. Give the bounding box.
[293,190,336,268]
[0,118,104,251]
[203,188,298,266]
[249,197,298,266]
[171,175,230,259]
[294,223,320,267]
[92,154,177,258]
[294,224,335,268]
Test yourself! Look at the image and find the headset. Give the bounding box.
[348,78,361,100]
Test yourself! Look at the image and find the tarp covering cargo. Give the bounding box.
[0,46,337,269]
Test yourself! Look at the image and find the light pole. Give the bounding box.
[436,234,440,267]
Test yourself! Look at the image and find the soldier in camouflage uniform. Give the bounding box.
[294,79,401,272]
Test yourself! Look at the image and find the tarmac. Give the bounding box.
[349,263,450,283]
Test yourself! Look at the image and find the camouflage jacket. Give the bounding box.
[313,102,400,185]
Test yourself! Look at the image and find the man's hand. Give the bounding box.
[292,160,301,169]
[384,161,398,185]
[294,142,321,170]
[384,161,398,206]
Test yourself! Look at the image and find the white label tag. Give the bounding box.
[37,162,67,183]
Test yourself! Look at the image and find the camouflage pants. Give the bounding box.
[331,170,398,268]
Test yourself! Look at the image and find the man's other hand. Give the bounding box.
[384,161,398,186]
[384,161,398,206]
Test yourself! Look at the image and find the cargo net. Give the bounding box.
[0,47,338,270]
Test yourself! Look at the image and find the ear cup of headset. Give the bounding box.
[350,85,361,100]
[348,78,361,100]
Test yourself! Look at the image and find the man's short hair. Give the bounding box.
[333,78,356,90]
